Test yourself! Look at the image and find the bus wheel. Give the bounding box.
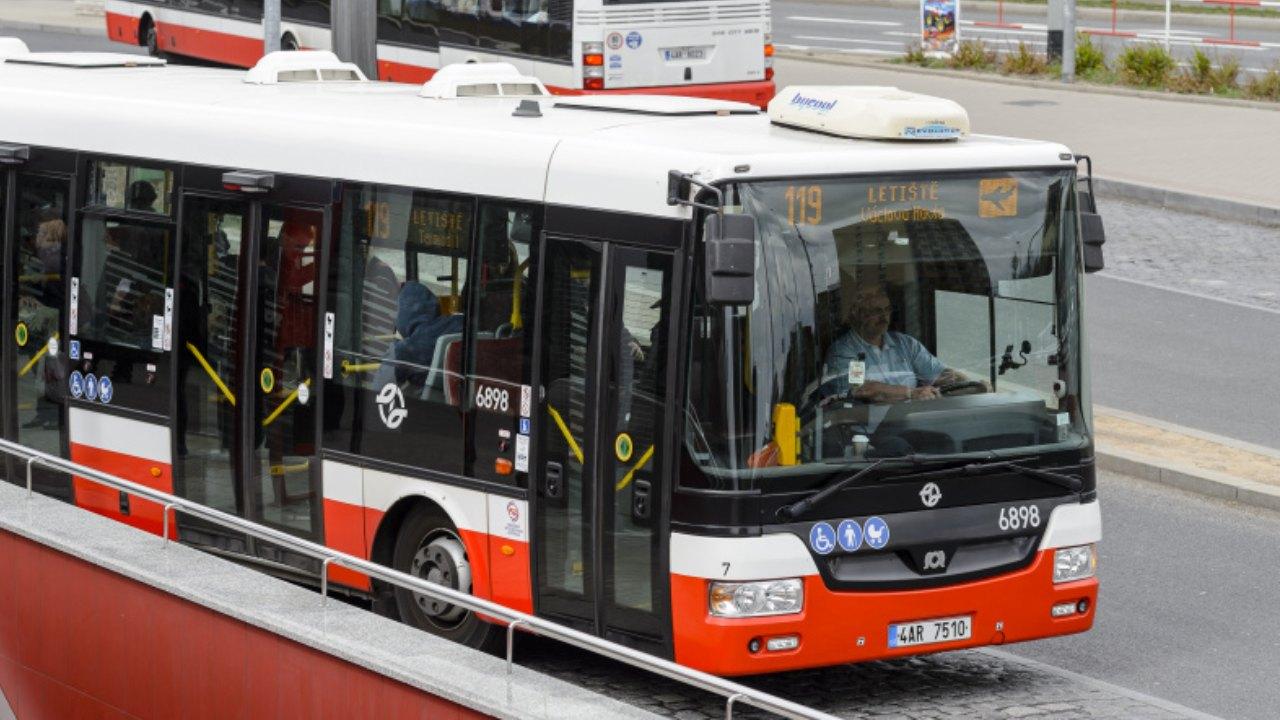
[142,19,163,59]
[281,34,299,52]
[391,507,502,651]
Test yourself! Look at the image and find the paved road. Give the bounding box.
[775,0,1280,76]
[514,472,1277,720]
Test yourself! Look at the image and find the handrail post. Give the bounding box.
[320,557,335,606]
[161,503,177,547]
[25,455,36,499]
[506,619,525,675]
[725,692,746,720]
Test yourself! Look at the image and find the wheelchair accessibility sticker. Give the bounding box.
[864,516,890,549]
[809,522,837,555]
[69,371,84,399]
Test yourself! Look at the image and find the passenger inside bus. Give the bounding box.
[374,280,463,394]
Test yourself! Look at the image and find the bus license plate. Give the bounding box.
[888,615,972,649]
[663,46,708,62]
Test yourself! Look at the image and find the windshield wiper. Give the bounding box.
[776,453,978,521]
[901,458,1083,493]
[776,453,1081,521]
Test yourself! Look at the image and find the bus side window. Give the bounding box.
[466,202,538,484]
[72,160,176,416]
[322,184,473,476]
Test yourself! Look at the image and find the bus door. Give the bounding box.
[172,167,329,573]
[0,145,75,500]
[533,237,676,649]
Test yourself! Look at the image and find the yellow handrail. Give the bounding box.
[262,378,311,428]
[270,461,310,476]
[186,342,236,407]
[615,445,655,491]
[17,332,57,378]
[341,360,380,376]
[546,404,584,465]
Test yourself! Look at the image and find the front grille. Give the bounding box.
[826,534,1040,591]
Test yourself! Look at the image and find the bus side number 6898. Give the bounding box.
[475,384,510,413]
[998,505,1041,532]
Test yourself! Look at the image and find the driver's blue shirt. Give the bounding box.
[823,329,945,397]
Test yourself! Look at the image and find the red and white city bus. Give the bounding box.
[103,0,775,107]
[0,46,1102,674]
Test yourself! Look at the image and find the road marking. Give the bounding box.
[1134,34,1266,50]
[778,43,901,55]
[785,15,902,26]
[962,25,1049,38]
[1096,274,1280,316]
[794,35,903,47]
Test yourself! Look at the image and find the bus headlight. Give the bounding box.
[709,579,803,617]
[1053,544,1097,583]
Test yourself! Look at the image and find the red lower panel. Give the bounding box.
[156,22,263,67]
[671,549,1098,675]
[70,443,173,538]
[104,12,141,45]
[486,535,532,615]
[378,59,436,85]
[323,498,371,591]
[0,530,489,719]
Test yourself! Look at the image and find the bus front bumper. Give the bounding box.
[670,548,1097,676]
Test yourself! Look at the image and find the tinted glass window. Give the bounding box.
[282,0,330,24]
[466,202,538,484]
[88,161,173,216]
[323,184,472,475]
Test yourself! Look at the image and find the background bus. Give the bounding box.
[103,0,776,106]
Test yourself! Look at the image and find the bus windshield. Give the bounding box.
[684,169,1087,490]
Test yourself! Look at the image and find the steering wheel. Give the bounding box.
[938,380,989,396]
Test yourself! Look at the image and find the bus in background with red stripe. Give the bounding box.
[0,45,1104,674]
[102,0,776,107]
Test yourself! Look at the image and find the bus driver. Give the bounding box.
[822,282,980,404]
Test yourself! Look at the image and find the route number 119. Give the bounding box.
[785,185,823,226]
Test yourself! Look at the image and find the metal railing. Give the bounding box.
[0,437,835,720]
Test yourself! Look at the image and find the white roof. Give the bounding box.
[0,54,1075,219]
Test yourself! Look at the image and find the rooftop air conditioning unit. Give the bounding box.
[768,86,970,141]
[419,62,549,100]
[244,51,367,85]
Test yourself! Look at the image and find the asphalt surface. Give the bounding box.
[512,472,1278,720]
[774,0,1280,76]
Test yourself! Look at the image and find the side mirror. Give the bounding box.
[703,213,756,305]
[1081,211,1106,273]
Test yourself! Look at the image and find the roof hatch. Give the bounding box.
[244,51,366,84]
[768,86,970,141]
[419,62,548,99]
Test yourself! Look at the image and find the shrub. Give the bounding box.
[1169,49,1241,94]
[1244,65,1280,100]
[1001,42,1049,75]
[948,40,996,70]
[1117,44,1176,87]
[904,43,928,65]
[1074,32,1108,77]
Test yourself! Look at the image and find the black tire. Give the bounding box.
[391,506,502,652]
[142,19,163,59]
[281,34,299,52]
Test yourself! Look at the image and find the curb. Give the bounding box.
[1097,446,1280,513]
[0,17,104,37]
[775,51,1280,113]
[1093,177,1280,228]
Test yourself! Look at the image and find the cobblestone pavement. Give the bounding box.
[514,636,1203,719]
[1096,197,1280,312]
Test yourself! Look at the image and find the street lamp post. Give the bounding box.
[1062,0,1076,82]
[331,0,378,80]
[264,0,281,54]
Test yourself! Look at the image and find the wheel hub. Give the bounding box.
[409,534,471,626]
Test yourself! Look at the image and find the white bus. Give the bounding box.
[0,45,1104,674]
[104,0,776,107]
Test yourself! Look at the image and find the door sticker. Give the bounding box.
[69,371,84,399]
[615,432,634,463]
[259,368,275,394]
[14,322,27,347]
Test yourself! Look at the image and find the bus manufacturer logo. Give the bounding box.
[919,482,942,508]
[376,382,407,430]
[922,550,947,571]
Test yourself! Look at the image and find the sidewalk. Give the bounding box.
[0,0,104,35]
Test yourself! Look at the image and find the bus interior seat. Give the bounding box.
[443,333,522,407]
